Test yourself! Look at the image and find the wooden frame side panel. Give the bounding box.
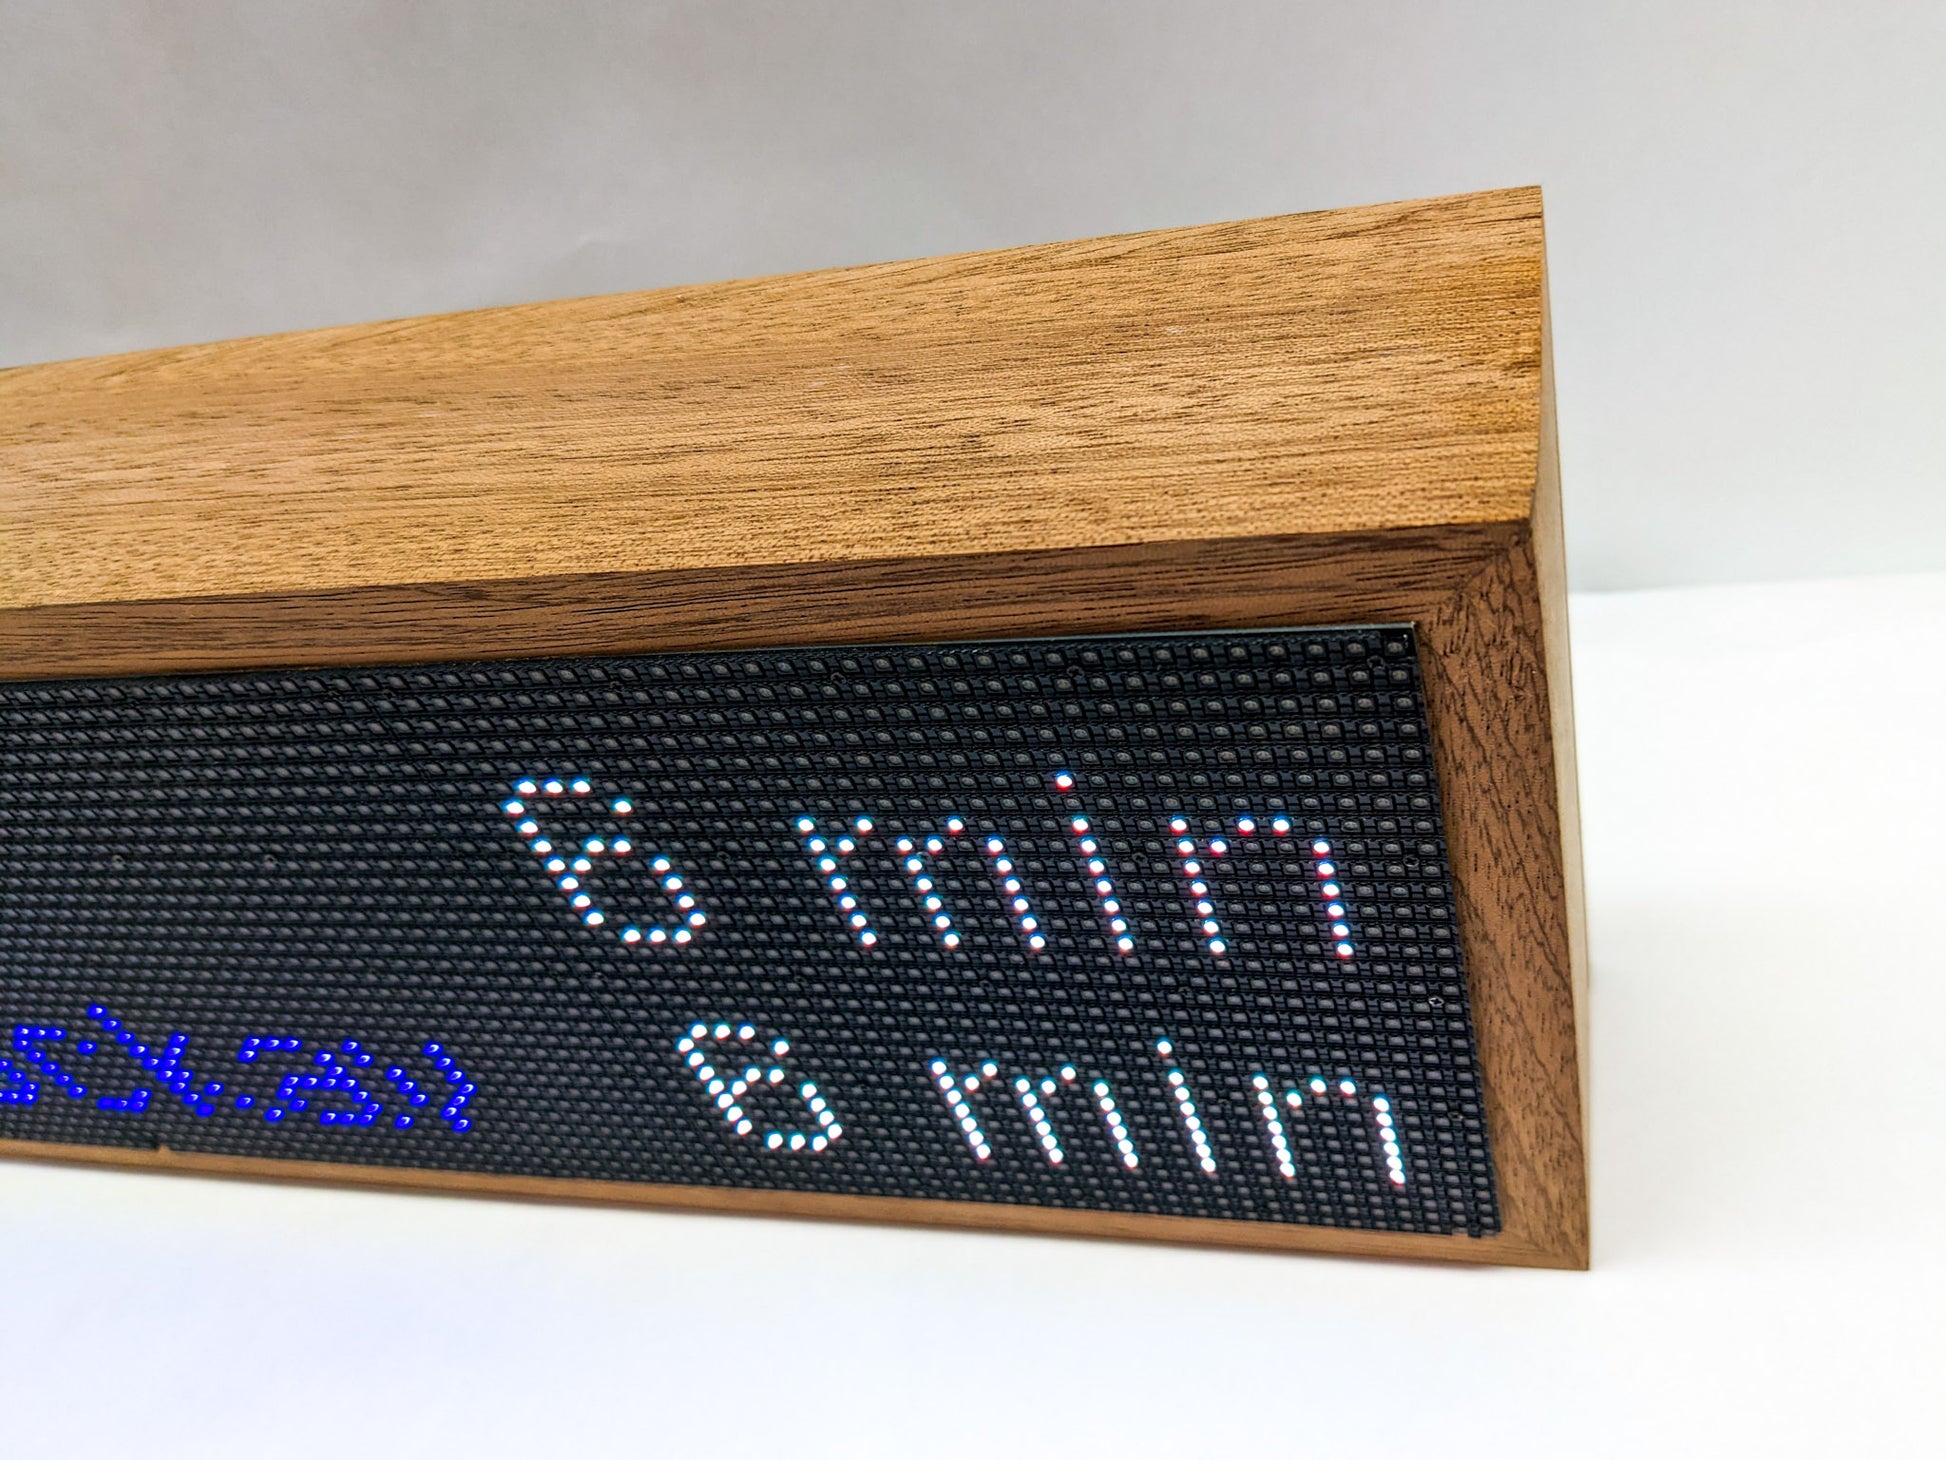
[1420,537,1588,1266]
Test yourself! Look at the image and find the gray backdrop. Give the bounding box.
[4,1,1942,590]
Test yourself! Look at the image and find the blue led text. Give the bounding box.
[2,1006,473,1135]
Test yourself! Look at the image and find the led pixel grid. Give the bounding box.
[0,627,1499,1235]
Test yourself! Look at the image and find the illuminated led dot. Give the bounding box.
[801,816,879,948]
[515,780,538,795]
[1155,1039,1217,1176]
[1251,1075,1298,1180]
[543,780,564,795]
[1236,817,1255,834]
[612,798,633,815]
[570,779,592,794]
[1051,795,1133,958]
[1054,771,1075,790]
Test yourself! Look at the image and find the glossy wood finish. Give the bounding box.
[0,187,1588,1267]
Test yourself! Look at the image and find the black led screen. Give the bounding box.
[0,627,1498,1236]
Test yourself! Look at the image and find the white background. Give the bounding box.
[4,5,1945,1453]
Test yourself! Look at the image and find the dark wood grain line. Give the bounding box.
[0,524,1520,680]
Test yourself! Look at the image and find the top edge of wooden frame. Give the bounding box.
[0,186,1545,613]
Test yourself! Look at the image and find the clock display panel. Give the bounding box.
[0,627,1498,1236]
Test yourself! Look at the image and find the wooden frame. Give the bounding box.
[0,187,1588,1268]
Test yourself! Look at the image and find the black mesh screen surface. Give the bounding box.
[0,626,1498,1236]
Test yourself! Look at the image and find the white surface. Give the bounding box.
[2,571,1941,1454]
[3,1,1945,591]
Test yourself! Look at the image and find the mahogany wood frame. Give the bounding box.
[0,187,1588,1268]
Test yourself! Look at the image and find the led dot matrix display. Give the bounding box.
[0,627,1498,1236]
